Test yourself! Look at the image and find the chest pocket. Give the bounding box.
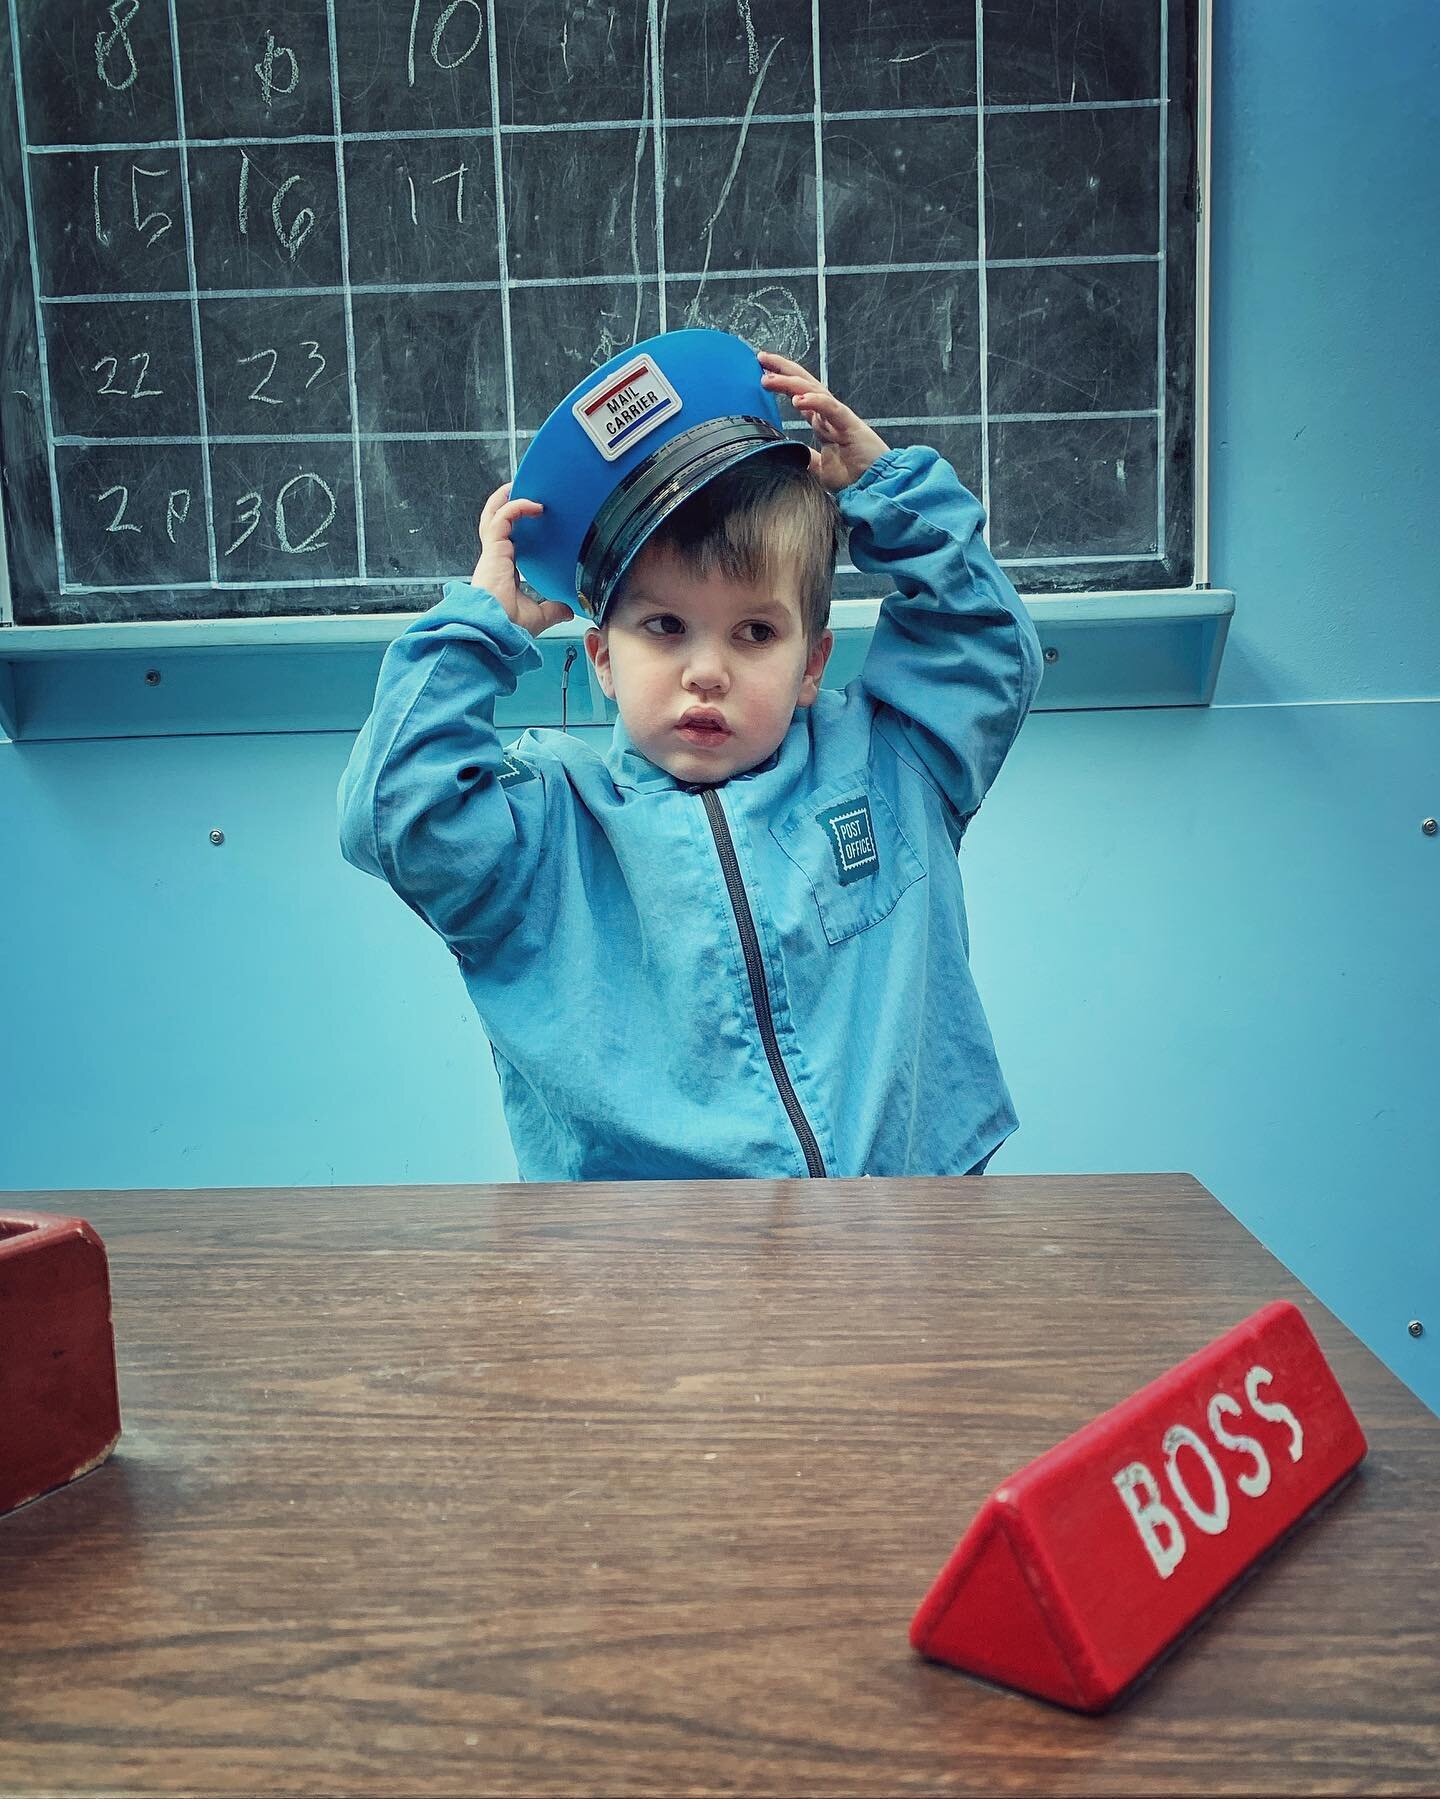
[771,773,926,946]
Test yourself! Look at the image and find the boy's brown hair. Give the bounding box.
[623,456,840,642]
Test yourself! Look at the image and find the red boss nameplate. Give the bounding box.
[910,1301,1366,1712]
[0,1212,122,1517]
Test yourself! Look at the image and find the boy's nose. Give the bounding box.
[682,648,730,695]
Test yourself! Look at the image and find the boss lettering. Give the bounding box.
[1245,1364,1305,1462]
[1206,1391,1272,1497]
[1161,1424,1230,1536]
[1112,1363,1305,1579]
[1112,1462,1187,1579]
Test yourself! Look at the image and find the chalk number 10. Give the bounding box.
[407,0,484,84]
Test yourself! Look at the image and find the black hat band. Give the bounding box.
[576,415,808,622]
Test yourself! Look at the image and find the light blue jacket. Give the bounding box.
[339,447,1043,1180]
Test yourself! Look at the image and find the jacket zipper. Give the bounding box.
[699,786,827,1178]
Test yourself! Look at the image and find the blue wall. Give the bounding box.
[3,3,1436,1411]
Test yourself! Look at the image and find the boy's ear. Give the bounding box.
[796,629,834,708]
[583,626,614,700]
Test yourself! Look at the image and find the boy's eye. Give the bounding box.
[640,614,685,636]
[739,621,778,644]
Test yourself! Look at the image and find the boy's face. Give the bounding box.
[584,542,833,785]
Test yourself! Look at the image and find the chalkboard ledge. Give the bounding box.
[0,590,1233,743]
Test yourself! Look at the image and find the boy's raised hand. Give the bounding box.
[471,483,573,637]
[757,351,890,491]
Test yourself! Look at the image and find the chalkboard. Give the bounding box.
[0,0,1198,628]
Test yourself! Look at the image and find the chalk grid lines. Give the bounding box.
[7,1,1174,599]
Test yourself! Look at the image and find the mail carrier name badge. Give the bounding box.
[573,354,682,461]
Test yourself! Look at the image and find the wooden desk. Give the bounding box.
[1,1175,1435,1795]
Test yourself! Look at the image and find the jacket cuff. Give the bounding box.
[437,580,547,668]
[837,444,940,512]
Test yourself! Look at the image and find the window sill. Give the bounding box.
[0,589,1233,742]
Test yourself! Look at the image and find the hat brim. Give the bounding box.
[577,416,811,624]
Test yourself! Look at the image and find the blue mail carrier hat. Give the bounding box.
[509,328,810,626]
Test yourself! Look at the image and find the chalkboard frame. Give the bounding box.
[2,0,1208,635]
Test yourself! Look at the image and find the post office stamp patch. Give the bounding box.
[817,796,879,885]
[572,354,682,462]
[498,752,538,788]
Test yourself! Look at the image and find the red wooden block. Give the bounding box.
[910,1300,1366,1712]
[0,1212,122,1517]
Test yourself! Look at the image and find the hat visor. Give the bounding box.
[577,416,811,624]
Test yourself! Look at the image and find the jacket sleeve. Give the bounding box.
[337,581,550,954]
[844,446,1043,826]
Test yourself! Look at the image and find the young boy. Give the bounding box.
[339,330,1042,1181]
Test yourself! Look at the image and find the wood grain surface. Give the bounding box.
[0,1175,1435,1796]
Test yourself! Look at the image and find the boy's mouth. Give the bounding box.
[676,708,732,746]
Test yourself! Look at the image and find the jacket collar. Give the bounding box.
[604,716,792,794]
[604,718,681,791]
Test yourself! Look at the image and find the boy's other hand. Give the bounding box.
[471,483,573,636]
[757,351,890,491]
